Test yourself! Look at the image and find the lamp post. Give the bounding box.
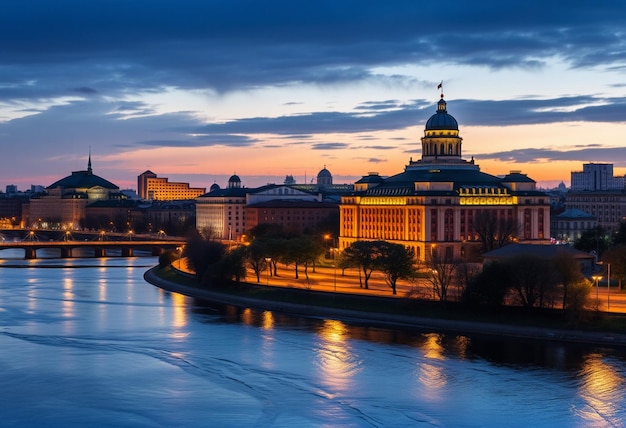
[592,275,603,302]
[597,261,612,311]
[176,246,183,269]
[324,234,339,292]
[607,262,611,311]
[330,248,338,292]
[264,257,271,285]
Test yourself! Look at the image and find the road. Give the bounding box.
[175,259,626,314]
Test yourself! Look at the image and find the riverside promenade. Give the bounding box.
[146,261,626,349]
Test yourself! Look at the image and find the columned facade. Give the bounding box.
[340,95,550,261]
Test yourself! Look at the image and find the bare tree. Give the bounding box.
[470,210,520,253]
[425,249,460,302]
[552,250,586,309]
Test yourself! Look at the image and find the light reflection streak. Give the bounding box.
[415,333,448,398]
[62,276,74,318]
[316,319,356,393]
[575,353,625,426]
[61,275,76,335]
[260,311,275,369]
[171,292,187,330]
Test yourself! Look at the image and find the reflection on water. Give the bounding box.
[316,319,356,393]
[576,353,626,426]
[3,257,626,426]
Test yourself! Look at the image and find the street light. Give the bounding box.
[324,234,338,292]
[598,261,612,311]
[265,257,272,285]
[592,274,603,302]
[176,246,183,269]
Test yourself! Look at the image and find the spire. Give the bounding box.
[87,147,92,174]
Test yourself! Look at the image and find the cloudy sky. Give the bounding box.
[2,0,626,191]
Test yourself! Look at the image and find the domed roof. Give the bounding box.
[228,174,241,183]
[317,167,332,178]
[210,183,220,192]
[425,97,458,131]
[47,157,119,191]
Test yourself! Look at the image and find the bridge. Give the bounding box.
[0,240,186,259]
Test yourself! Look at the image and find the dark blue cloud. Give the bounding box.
[475,146,626,166]
[0,0,624,96]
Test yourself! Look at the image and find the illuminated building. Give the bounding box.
[339,95,551,261]
[137,170,206,201]
[196,174,338,240]
[27,154,123,229]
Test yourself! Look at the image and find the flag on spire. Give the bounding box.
[437,81,443,90]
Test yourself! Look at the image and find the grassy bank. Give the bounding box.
[151,266,626,338]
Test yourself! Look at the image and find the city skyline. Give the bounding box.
[1,1,626,191]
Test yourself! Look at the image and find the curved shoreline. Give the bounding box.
[144,267,626,349]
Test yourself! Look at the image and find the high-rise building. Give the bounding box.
[339,94,551,261]
[137,170,206,201]
[571,163,624,191]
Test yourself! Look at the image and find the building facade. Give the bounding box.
[550,208,597,244]
[137,170,206,201]
[339,95,551,261]
[564,191,626,233]
[27,155,122,229]
[196,175,339,241]
[571,163,625,191]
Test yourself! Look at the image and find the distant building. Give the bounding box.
[317,166,333,187]
[550,208,596,243]
[196,174,339,240]
[565,191,626,233]
[137,170,206,201]
[195,175,248,240]
[565,162,626,233]
[571,163,625,191]
[27,154,123,229]
[340,94,550,261]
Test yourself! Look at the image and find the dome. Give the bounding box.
[425,98,458,131]
[316,166,332,186]
[210,183,220,192]
[227,174,242,189]
[317,167,331,178]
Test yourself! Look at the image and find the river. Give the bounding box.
[1,252,625,427]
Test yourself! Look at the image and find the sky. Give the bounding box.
[1,0,626,192]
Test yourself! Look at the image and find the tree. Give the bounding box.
[612,221,626,246]
[246,240,268,283]
[463,261,510,308]
[602,245,626,290]
[184,237,225,280]
[375,242,416,295]
[341,241,384,289]
[470,210,520,253]
[208,245,247,285]
[563,279,593,324]
[284,235,324,280]
[455,262,483,302]
[425,249,460,302]
[507,255,559,308]
[552,250,586,309]
[574,226,610,257]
